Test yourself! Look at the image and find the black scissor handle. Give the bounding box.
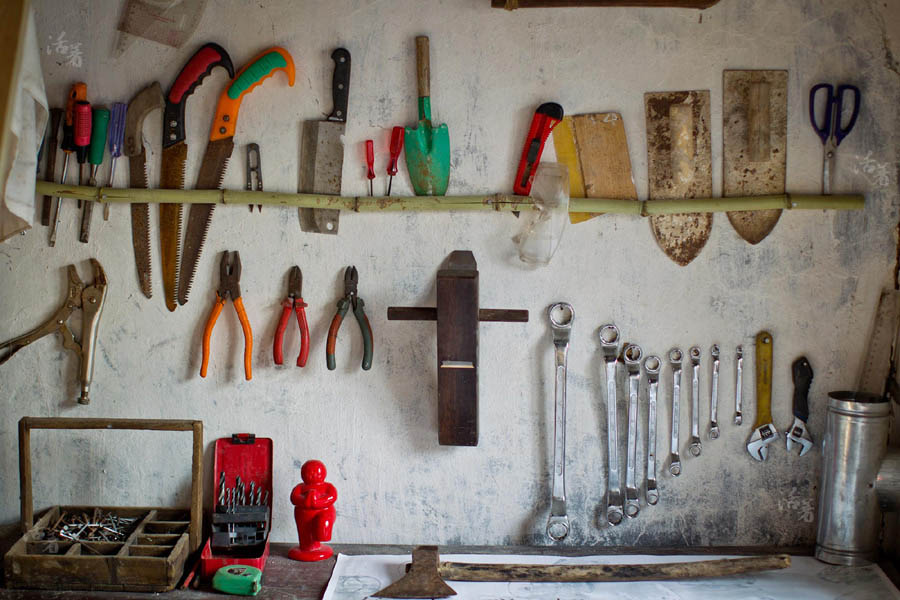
[833,84,860,146]
[809,83,834,145]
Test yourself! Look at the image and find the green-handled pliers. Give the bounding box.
[326,266,373,371]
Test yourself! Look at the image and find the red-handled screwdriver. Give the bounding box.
[74,101,92,202]
[387,126,403,196]
[365,139,375,196]
[49,82,86,247]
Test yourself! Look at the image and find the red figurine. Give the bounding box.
[288,459,337,561]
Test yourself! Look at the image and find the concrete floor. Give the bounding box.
[0,0,898,548]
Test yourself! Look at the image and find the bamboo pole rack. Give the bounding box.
[34,182,864,216]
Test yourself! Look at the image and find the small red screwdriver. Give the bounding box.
[74,101,92,195]
[387,126,403,196]
[365,139,375,196]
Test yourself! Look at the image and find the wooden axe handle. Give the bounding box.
[438,554,791,582]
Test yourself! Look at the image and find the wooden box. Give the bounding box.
[4,417,203,592]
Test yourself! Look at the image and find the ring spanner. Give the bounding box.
[546,303,573,540]
[669,348,683,476]
[735,345,743,425]
[709,344,720,440]
[624,343,643,518]
[689,346,702,457]
[600,324,623,525]
[644,355,661,504]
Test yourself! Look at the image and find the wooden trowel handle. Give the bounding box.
[415,36,430,97]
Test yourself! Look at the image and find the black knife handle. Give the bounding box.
[163,43,235,148]
[791,356,813,421]
[327,48,351,123]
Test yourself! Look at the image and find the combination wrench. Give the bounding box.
[644,355,661,505]
[689,346,702,457]
[623,343,643,519]
[599,324,623,525]
[734,345,743,425]
[668,348,683,476]
[709,344,720,440]
[546,303,573,541]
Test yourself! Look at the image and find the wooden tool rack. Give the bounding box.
[4,417,203,592]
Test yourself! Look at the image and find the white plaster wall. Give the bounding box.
[1,0,898,547]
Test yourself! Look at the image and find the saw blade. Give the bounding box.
[129,148,152,298]
[858,289,900,395]
[178,137,233,306]
[160,142,188,312]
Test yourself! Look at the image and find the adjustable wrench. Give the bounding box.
[747,331,779,461]
[599,324,623,525]
[689,346,702,457]
[785,356,814,456]
[668,348,683,476]
[734,345,743,425]
[644,355,661,505]
[709,344,720,439]
[623,343,643,519]
[546,303,573,541]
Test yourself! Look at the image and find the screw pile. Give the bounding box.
[38,509,137,543]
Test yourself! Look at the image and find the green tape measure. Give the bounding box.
[212,565,262,596]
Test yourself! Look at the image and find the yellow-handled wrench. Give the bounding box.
[747,331,779,461]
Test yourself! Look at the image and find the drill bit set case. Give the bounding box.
[200,433,273,579]
[3,417,203,593]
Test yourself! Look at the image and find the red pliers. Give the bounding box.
[274,266,309,367]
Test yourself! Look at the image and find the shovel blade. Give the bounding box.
[405,121,450,196]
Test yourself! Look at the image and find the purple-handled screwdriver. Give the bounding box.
[103,102,127,220]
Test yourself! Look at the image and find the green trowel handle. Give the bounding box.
[415,36,432,119]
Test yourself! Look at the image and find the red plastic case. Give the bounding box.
[200,434,272,579]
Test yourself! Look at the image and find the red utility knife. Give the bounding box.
[513,102,564,196]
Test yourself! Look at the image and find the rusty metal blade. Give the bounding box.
[129,149,152,298]
[178,137,234,306]
[645,91,712,266]
[724,70,787,244]
[160,142,187,312]
[298,120,343,234]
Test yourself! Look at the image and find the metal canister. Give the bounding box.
[816,391,891,566]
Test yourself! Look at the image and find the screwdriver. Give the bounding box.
[104,102,127,220]
[74,101,92,198]
[365,139,375,196]
[79,106,109,243]
[49,82,86,247]
[387,126,403,196]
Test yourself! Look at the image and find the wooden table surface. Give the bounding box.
[0,541,826,599]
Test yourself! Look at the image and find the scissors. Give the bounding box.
[809,83,861,194]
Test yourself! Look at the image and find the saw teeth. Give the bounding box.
[216,158,229,190]
[178,207,213,306]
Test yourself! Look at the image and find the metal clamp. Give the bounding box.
[546,303,573,541]
[600,324,623,525]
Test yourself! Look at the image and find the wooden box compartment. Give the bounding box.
[3,418,202,592]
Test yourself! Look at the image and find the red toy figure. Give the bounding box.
[288,460,337,561]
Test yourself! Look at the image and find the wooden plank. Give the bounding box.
[190,421,202,553]
[18,418,31,532]
[723,70,787,244]
[436,251,479,446]
[572,112,637,223]
[20,417,198,431]
[388,307,528,322]
[645,90,713,266]
[491,1,721,8]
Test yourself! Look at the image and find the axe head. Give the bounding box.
[373,545,457,599]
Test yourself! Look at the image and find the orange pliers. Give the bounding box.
[273,266,309,367]
[201,251,253,380]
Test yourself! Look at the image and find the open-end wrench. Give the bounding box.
[709,344,720,440]
[734,345,743,425]
[689,346,702,457]
[785,356,814,456]
[668,348,683,476]
[644,355,661,505]
[599,324,623,525]
[747,331,779,461]
[623,343,643,519]
[546,303,573,541]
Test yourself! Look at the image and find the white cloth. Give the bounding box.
[0,5,48,242]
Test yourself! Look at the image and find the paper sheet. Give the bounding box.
[322,552,900,600]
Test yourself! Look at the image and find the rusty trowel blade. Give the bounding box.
[299,120,343,235]
[645,90,712,266]
[373,546,457,599]
[723,70,787,244]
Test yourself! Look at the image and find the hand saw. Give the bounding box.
[159,43,234,312]
[124,82,164,298]
[178,47,295,307]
